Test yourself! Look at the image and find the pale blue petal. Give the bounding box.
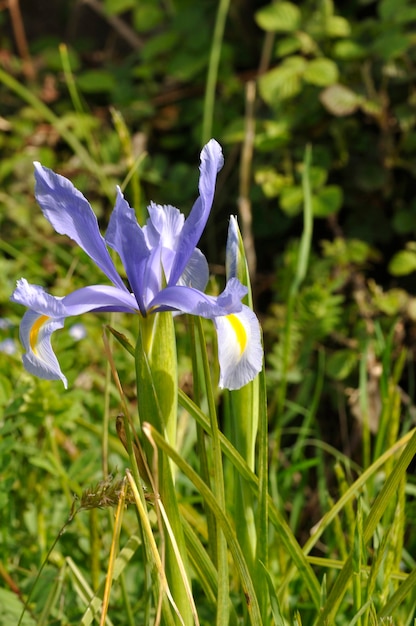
[143,203,185,282]
[149,277,246,318]
[20,310,67,388]
[144,203,184,250]
[34,163,126,291]
[62,285,139,314]
[168,139,224,286]
[178,248,209,292]
[11,279,66,316]
[214,305,263,390]
[226,215,240,280]
[12,278,140,387]
[105,188,152,313]
[12,279,137,317]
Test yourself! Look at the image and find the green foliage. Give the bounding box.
[1,0,416,624]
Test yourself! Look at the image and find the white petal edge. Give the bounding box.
[214,305,263,390]
[20,310,68,388]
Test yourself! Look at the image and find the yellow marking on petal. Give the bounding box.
[226,313,247,355]
[30,315,49,354]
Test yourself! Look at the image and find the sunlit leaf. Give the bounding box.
[389,249,416,276]
[255,1,301,32]
[320,84,361,116]
[304,58,339,87]
[312,185,343,217]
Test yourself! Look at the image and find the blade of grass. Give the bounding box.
[0,66,113,197]
[315,428,416,624]
[99,478,127,626]
[201,0,230,144]
[277,145,313,417]
[67,557,114,626]
[143,422,263,625]
[125,470,183,626]
[378,567,416,619]
[178,388,322,609]
[194,316,229,625]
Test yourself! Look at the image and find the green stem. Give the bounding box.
[201,0,230,144]
[194,317,229,625]
[277,145,313,417]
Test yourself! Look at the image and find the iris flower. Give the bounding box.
[11,140,262,390]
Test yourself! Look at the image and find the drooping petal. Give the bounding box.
[12,278,140,387]
[168,139,224,286]
[149,277,246,318]
[11,279,66,317]
[105,188,152,314]
[34,163,126,292]
[62,285,139,314]
[19,310,68,387]
[214,305,263,390]
[12,278,138,317]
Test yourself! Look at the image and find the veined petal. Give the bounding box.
[178,248,209,292]
[20,310,67,388]
[168,139,224,286]
[144,203,185,282]
[34,163,126,292]
[214,305,263,390]
[144,202,184,250]
[12,279,138,317]
[105,188,151,314]
[226,215,240,280]
[12,279,140,387]
[149,277,246,318]
[62,285,139,314]
[11,278,66,316]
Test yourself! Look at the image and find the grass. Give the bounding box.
[1,5,416,624]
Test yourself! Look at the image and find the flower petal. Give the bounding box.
[34,162,126,291]
[214,306,263,390]
[20,310,67,387]
[62,285,139,314]
[178,248,209,292]
[149,277,246,317]
[143,203,185,283]
[226,215,240,280]
[11,278,66,316]
[105,188,152,314]
[12,278,140,387]
[168,139,224,286]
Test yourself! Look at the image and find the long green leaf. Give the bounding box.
[178,388,321,608]
[316,428,416,624]
[144,423,263,625]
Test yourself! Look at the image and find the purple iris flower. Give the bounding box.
[11,140,262,390]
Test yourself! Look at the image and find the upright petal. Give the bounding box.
[34,163,126,292]
[178,248,209,292]
[168,139,224,286]
[144,203,185,282]
[214,305,263,390]
[144,203,184,251]
[105,189,152,314]
[226,215,240,281]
